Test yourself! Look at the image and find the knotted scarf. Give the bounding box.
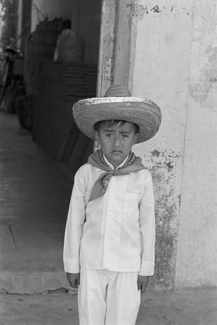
[88,149,145,202]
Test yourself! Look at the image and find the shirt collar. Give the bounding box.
[103,154,129,170]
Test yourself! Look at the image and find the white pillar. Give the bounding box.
[129,0,193,288]
[175,0,217,287]
[97,0,116,96]
[127,0,217,288]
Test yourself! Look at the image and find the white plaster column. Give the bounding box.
[97,0,116,96]
[127,0,217,288]
[113,0,133,86]
[128,0,194,288]
[175,0,217,287]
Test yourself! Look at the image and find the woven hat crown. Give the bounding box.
[72,84,162,143]
[104,84,131,97]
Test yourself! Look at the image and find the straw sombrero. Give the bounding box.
[72,84,162,143]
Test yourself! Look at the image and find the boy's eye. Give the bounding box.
[122,134,128,138]
[106,133,112,138]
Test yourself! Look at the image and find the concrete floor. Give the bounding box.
[0,111,72,294]
[0,111,217,324]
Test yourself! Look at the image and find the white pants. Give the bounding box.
[78,267,141,325]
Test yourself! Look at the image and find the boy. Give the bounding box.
[63,84,161,325]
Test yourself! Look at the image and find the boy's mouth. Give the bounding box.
[111,150,122,153]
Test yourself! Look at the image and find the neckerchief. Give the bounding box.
[88,149,145,202]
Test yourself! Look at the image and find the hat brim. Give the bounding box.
[73,97,162,143]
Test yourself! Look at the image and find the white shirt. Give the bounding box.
[63,163,155,276]
[103,154,129,170]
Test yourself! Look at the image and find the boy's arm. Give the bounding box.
[139,172,155,277]
[63,168,87,274]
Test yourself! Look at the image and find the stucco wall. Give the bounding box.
[128,0,217,288]
[175,0,217,287]
[70,0,101,65]
[31,0,72,31]
[128,0,193,288]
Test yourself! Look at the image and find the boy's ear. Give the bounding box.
[94,130,99,143]
[133,133,139,144]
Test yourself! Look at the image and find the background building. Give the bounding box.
[2,0,217,290]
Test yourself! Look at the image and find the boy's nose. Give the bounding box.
[113,136,121,146]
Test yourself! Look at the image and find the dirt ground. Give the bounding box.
[1,287,217,325]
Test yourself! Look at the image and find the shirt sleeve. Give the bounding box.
[63,167,87,273]
[139,172,155,276]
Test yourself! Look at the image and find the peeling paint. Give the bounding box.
[142,150,181,288]
[152,170,179,289]
[166,161,173,172]
[146,149,181,175]
[151,149,160,157]
[131,1,147,20]
[132,2,190,18]
[150,5,162,13]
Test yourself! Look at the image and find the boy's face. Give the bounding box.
[95,122,139,169]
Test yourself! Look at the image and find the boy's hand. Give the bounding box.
[67,273,80,289]
[137,275,149,294]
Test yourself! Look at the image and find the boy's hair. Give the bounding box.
[94,120,139,134]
